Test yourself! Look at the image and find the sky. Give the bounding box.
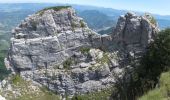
[0,0,169,15]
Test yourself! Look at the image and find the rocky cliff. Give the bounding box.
[4,6,159,99]
[113,12,159,52]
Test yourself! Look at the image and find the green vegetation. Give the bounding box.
[63,58,73,69]
[100,53,110,64]
[2,75,60,100]
[80,20,85,28]
[11,74,22,85]
[71,88,113,100]
[138,29,170,100]
[96,53,110,64]
[150,17,157,25]
[139,28,170,86]
[139,71,170,100]
[88,67,93,70]
[110,28,170,100]
[71,21,78,31]
[144,13,157,25]
[0,39,10,80]
[37,6,71,15]
[79,47,90,54]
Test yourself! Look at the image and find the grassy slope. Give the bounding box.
[1,75,60,100]
[72,88,113,100]
[139,71,170,100]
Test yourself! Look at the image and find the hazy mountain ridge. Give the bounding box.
[77,10,116,31]
[0,3,169,31]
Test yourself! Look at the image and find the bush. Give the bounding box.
[139,28,170,82]
[80,20,85,28]
[12,74,22,85]
[139,71,170,100]
[134,29,170,98]
[79,47,90,54]
[71,88,113,100]
[110,29,170,100]
[144,13,157,25]
[138,29,170,97]
[63,58,73,69]
[96,53,110,65]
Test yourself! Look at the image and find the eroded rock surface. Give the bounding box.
[5,7,159,98]
[113,12,159,52]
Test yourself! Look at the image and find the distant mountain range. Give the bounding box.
[77,10,116,31]
[0,3,170,35]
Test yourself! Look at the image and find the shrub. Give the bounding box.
[12,74,22,85]
[96,53,110,64]
[139,71,170,100]
[63,58,73,69]
[71,88,113,100]
[144,13,157,25]
[79,47,90,54]
[88,67,93,70]
[110,29,170,100]
[71,21,78,31]
[134,29,170,98]
[80,20,85,28]
[139,28,170,82]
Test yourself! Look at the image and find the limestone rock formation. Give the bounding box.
[6,6,115,98]
[5,6,159,99]
[113,12,159,52]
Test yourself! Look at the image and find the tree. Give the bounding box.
[111,29,170,100]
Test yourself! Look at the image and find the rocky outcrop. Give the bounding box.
[113,12,159,52]
[5,6,159,98]
[6,7,116,98]
[111,12,159,69]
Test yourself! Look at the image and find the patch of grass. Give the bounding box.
[144,13,157,25]
[80,20,85,28]
[12,86,60,100]
[71,87,113,100]
[63,58,73,69]
[79,47,90,54]
[11,74,22,85]
[2,75,60,100]
[97,53,110,64]
[37,6,71,15]
[139,71,170,100]
[150,17,157,25]
[71,21,78,31]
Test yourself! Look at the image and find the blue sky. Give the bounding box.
[0,0,169,15]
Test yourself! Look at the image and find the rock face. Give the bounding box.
[113,12,159,52]
[6,7,159,98]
